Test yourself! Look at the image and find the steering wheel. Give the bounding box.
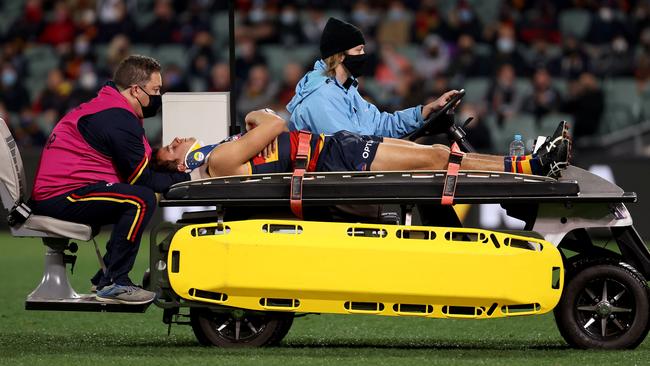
[404,89,466,142]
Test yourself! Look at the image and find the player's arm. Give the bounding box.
[207,109,287,176]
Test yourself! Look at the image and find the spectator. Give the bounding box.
[276,4,304,46]
[39,1,76,46]
[67,65,100,111]
[413,1,453,42]
[517,1,561,44]
[0,63,30,113]
[301,5,328,44]
[6,0,45,43]
[351,1,379,37]
[14,108,48,148]
[96,0,137,43]
[0,103,9,125]
[237,3,276,44]
[376,1,412,46]
[592,35,634,77]
[105,34,131,75]
[375,43,411,88]
[445,0,483,42]
[552,36,591,80]
[492,24,528,75]
[2,41,30,81]
[458,102,493,153]
[60,34,97,80]
[141,0,179,45]
[188,31,217,79]
[448,34,490,79]
[177,1,211,45]
[523,68,563,122]
[632,2,650,43]
[236,64,277,123]
[562,72,604,141]
[208,62,230,93]
[430,73,452,99]
[74,6,99,42]
[162,64,190,93]
[636,49,650,94]
[525,39,561,75]
[276,62,304,107]
[586,3,629,45]
[33,68,72,118]
[486,63,521,126]
[414,34,450,80]
[234,37,267,82]
[394,64,427,112]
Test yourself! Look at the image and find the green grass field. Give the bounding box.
[0,231,648,366]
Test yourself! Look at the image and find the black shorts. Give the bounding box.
[316,131,383,172]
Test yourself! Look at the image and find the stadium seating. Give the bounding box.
[601,78,639,132]
[539,113,573,136]
[559,9,592,39]
[463,78,489,103]
[152,44,187,69]
[25,46,59,100]
[496,113,538,154]
[260,45,318,76]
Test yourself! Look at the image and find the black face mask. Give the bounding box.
[136,87,162,118]
[342,53,368,78]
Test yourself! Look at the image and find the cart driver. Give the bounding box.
[153,109,570,181]
[286,17,459,138]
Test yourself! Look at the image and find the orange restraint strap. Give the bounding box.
[441,142,464,205]
[290,130,312,218]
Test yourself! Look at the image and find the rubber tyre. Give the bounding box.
[189,308,213,346]
[190,308,293,347]
[266,313,294,346]
[554,258,650,349]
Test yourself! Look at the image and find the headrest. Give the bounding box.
[0,118,26,207]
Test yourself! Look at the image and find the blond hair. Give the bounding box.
[323,52,345,78]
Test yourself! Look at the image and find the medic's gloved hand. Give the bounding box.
[189,166,210,180]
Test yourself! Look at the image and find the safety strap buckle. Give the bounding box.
[290,131,312,218]
[8,201,32,226]
[441,142,464,206]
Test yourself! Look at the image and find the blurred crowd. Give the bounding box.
[1,0,650,153]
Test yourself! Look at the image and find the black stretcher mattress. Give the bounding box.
[161,170,635,207]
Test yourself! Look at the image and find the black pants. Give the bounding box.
[30,181,156,287]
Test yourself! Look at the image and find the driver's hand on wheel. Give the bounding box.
[422,90,460,120]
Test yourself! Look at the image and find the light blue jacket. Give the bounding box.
[286,60,424,137]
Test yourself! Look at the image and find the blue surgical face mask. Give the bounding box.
[2,71,17,87]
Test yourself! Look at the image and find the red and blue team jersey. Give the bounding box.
[248,131,326,174]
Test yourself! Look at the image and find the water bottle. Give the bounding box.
[509,134,525,156]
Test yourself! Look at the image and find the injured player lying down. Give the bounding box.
[152,109,570,179]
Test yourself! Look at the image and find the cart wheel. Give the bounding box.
[266,313,294,346]
[554,259,650,349]
[190,308,294,347]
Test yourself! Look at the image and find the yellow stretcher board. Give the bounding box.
[167,220,564,319]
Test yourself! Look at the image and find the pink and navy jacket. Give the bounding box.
[32,82,188,201]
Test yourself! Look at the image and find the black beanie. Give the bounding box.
[320,17,365,59]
